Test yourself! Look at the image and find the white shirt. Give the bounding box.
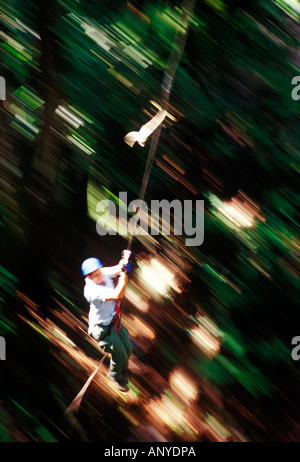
[84,267,117,334]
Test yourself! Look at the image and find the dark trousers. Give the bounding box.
[91,322,133,382]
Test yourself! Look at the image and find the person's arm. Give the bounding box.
[86,272,127,303]
[104,258,125,277]
[104,250,132,277]
[103,271,128,301]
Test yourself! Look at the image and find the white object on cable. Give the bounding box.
[124,109,167,147]
[122,250,132,264]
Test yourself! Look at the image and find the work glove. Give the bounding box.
[122,262,132,273]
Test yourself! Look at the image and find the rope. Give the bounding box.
[64,353,108,417]
[127,0,196,250]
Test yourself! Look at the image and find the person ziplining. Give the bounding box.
[81,251,133,393]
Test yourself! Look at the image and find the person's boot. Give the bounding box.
[107,373,129,392]
[122,369,130,384]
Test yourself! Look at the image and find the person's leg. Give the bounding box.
[106,327,129,382]
[118,324,133,381]
[91,324,131,388]
[119,324,133,357]
[91,324,114,368]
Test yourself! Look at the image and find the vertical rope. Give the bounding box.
[127,0,196,251]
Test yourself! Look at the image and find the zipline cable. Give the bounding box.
[126,0,196,251]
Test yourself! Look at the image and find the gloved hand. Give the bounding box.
[122,262,132,273]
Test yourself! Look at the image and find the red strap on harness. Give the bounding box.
[114,300,122,334]
[114,250,131,333]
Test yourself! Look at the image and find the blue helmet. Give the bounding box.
[81,257,103,276]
